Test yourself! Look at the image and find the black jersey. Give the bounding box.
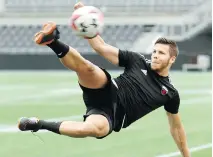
[114,50,180,128]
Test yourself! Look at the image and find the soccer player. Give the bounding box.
[18,3,190,157]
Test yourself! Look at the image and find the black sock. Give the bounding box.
[38,120,63,134]
[47,40,69,58]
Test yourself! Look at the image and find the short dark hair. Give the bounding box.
[155,37,179,57]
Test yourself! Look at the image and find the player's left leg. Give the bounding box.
[34,21,108,89]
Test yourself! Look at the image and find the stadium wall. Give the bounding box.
[0,53,211,70]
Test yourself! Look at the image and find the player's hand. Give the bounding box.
[74,2,84,10]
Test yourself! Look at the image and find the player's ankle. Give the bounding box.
[47,40,69,58]
[39,120,63,134]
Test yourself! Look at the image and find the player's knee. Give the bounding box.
[81,122,107,138]
[93,125,107,138]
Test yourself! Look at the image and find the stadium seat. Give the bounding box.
[0,24,153,54]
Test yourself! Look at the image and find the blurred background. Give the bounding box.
[0,0,212,157]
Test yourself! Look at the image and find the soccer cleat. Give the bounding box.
[18,117,42,132]
[34,21,60,45]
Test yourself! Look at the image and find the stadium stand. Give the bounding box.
[0,24,211,55]
[0,24,154,54]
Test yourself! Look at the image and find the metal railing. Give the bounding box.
[153,0,212,41]
[130,0,212,53]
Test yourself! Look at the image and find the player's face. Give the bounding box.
[151,44,175,72]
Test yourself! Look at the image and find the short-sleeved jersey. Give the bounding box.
[114,50,180,128]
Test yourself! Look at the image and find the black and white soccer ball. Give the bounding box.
[69,6,104,39]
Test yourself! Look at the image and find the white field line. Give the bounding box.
[0,70,123,75]
[0,84,78,90]
[0,115,82,133]
[0,88,82,105]
[0,85,37,90]
[155,143,212,157]
[180,97,211,106]
[180,89,212,95]
[0,87,211,106]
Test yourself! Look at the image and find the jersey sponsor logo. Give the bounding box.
[141,69,147,75]
[161,85,168,95]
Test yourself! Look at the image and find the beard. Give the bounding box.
[151,59,170,72]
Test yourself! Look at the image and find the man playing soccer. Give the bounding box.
[18,2,190,156]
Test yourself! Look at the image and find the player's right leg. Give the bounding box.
[34,21,108,89]
[18,114,110,138]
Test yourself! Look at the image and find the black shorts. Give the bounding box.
[79,69,125,139]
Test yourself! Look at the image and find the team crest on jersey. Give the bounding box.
[161,86,168,95]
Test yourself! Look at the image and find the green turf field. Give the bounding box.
[0,71,212,157]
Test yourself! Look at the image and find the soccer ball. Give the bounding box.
[69,6,104,39]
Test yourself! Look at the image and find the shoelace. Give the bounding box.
[31,131,45,144]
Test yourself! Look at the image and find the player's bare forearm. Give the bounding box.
[167,112,190,157]
[170,125,190,157]
[87,36,119,65]
[88,35,104,50]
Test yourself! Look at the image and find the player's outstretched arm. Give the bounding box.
[87,36,119,65]
[166,112,191,157]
